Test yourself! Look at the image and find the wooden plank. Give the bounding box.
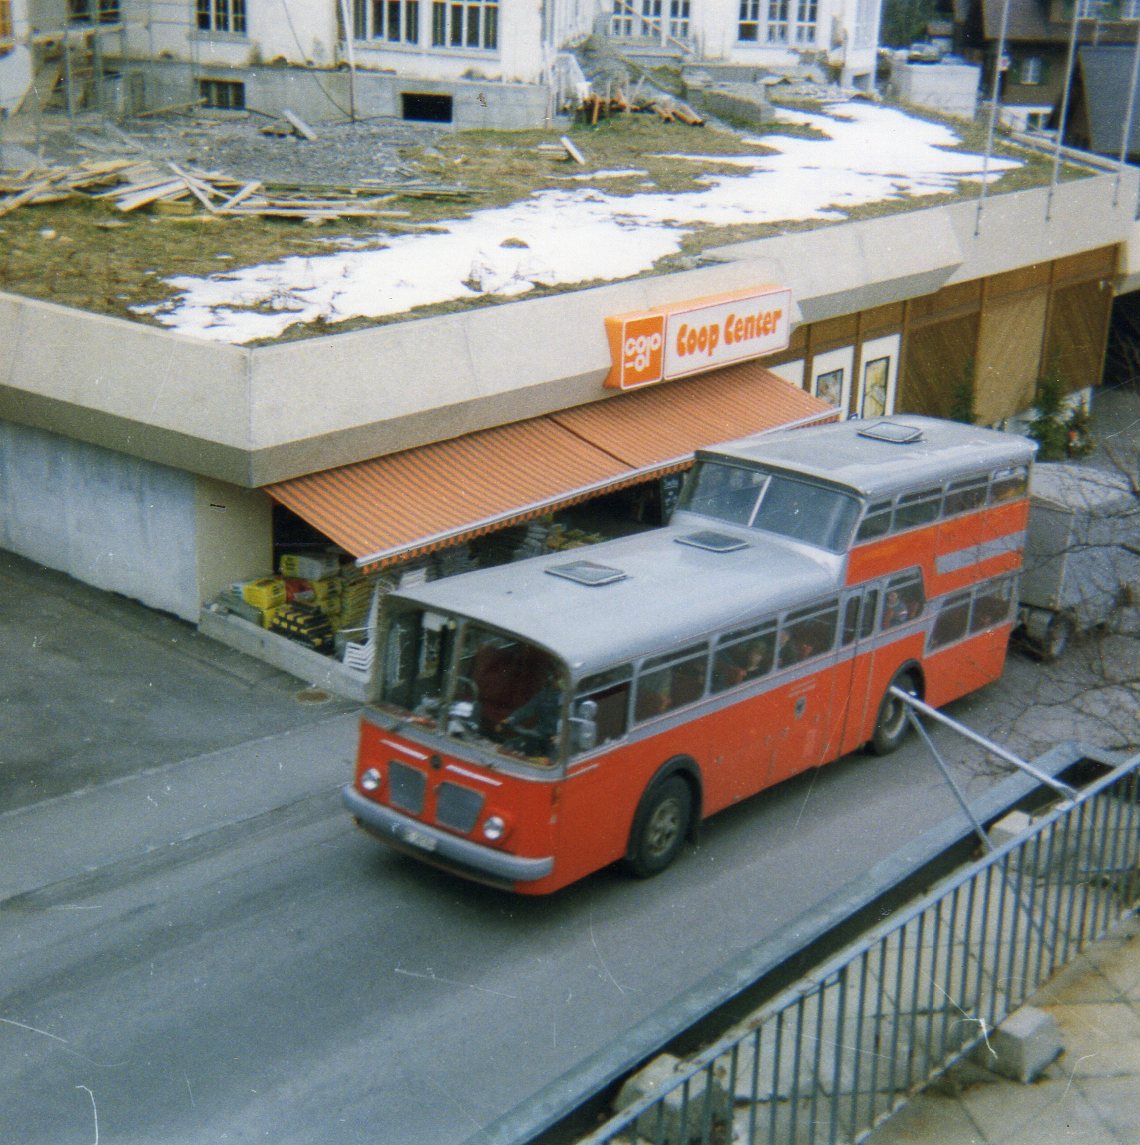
[219,181,263,210]
[282,108,318,141]
[560,134,586,165]
[0,170,71,218]
[113,180,192,212]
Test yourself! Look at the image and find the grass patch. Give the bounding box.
[0,100,1095,340]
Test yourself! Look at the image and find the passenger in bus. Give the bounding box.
[717,638,772,687]
[883,590,911,628]
[497,668,563,756]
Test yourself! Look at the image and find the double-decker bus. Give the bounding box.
[343,416,1036,895]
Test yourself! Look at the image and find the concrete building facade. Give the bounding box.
[1,166,1135,700]
[1,0,883,123]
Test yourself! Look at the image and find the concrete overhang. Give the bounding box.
[1,168,1136,489]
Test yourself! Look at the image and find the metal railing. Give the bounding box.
[579,750,1139,1145]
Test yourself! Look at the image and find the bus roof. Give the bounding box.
[388,524,840,677]
[706,416,1037,499]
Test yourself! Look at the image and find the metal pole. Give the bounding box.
[1114,18,1140,207]
[975,0,1013,236]
[888,687,1078,802]
[1046,0,1083,221]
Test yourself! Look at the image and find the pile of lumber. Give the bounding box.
[577,86,705,127]
[0,159,472,220]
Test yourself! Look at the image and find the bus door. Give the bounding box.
[769,599,841,783]
[835,583,881,757]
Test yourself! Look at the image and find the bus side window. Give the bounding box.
[859,589,880,640]
[943,475,988,516]
[883,573,924,628]
[841,596,860,646]
[712,623,775,690]
[635,643,709,721]
[893,487,943,531]
[990,466,1028,503]
[778,601,838,667]
[930,590,971,650]
[970,576,1015,632]
[855,499,893,542]
[574,666,631,750]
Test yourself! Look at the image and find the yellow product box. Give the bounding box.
[260,605,283,629]
[240,577,286,610]
[280,553,341,580]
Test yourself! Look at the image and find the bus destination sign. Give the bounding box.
[604,285,792,390]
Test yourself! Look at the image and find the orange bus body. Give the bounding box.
[346,417,1037,895]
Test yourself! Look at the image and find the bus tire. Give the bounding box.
[869,670,919,756]
[1040,614,1073,662]
[626,776,692,878]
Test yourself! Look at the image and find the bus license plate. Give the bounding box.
[398,824,437,852]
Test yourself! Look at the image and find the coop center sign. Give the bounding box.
[604,285,792,390]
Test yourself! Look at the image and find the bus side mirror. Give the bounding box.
[569,699,598,752]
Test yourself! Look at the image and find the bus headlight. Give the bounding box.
[360,767,382,792]
[481,814,508,842]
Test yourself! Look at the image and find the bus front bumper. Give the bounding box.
[342,784,555,887]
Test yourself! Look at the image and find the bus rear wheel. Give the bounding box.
[870,671,919,756]
[627,776,692,878]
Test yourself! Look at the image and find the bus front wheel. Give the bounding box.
[870,671,919,756]
[627,776,692,878]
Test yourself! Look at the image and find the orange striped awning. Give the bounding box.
[265,365,833,569]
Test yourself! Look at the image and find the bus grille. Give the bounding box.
[435,783,484,833]
[388,761,427,815]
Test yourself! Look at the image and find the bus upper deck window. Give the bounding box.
[990,466,1028,502]
[893,487,942,531]
[681,462,766,525]
[856,500,893,542]
[943,475,989,516]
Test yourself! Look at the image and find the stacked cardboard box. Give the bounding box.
[269,604,335,653]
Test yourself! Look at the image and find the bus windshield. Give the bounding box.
[380,604,567,767]
[678,461,861,553]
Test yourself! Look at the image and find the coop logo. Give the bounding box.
[604,285,792,390]
[619,315,666,386]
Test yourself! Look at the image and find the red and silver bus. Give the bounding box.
[344,416,1036,894]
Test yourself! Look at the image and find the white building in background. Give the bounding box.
[608,0,882,90]
[0,0,33,112]
[1,0,881,125]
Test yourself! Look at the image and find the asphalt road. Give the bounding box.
[1,545,1136,1145]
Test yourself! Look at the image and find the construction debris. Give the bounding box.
[574,87,705,127]
[0,158,472,220]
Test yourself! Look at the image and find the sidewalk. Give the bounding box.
[866,910,1140,1145]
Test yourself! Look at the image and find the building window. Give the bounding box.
[353,0,420,43]
[669,0,690,39]
[69,0,121,23]
[794,0,817,43]
[738,0,761,40]
[1019,56,1043,85]
[199,78,245,108]
[767,0,789,42]
[431,0,497,49]
[197,0,247,35]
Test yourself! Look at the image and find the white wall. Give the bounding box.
[0,420,201,620]
[0,0,32,114]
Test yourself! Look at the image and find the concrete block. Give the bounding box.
[615,1053,732,1145]
[989,809,1034,849]
[972,1005,1062,1083]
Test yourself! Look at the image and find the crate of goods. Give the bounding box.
[280,552,341,580]
[214,588,264,627]
[269,604,334,653]
[239,576,287,610]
